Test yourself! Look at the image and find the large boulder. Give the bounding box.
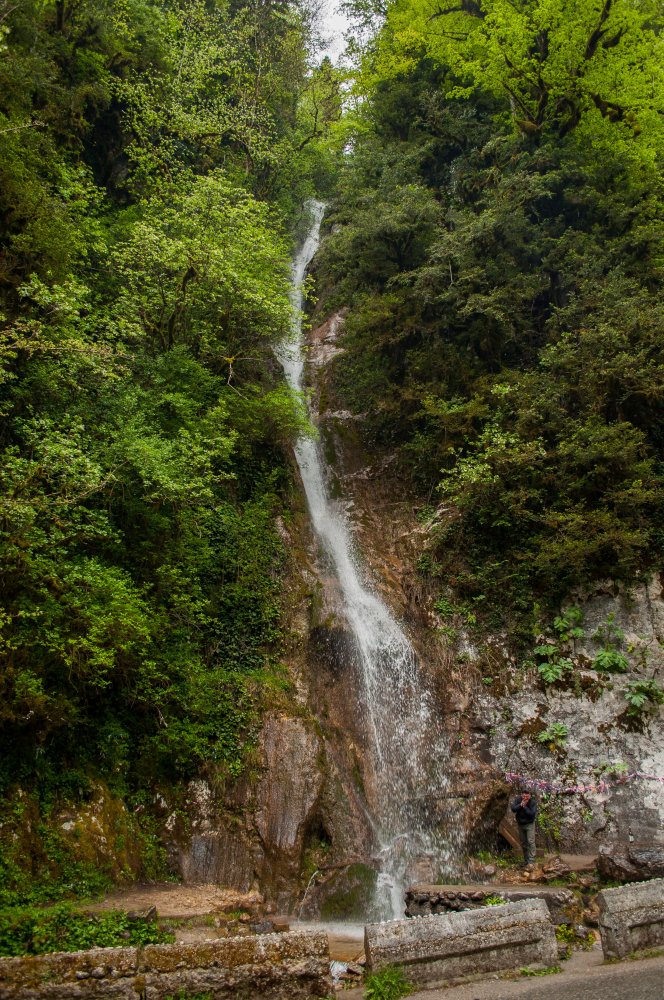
[598,843,664,883]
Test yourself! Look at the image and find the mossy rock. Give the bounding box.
[318,863,380,921]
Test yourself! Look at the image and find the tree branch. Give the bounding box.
[428,1,485,22]
[584,0,615,61]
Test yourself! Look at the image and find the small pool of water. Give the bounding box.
[293,920,365,962]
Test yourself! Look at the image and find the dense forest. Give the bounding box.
[321,0,664,641]
[0,0,340,903]
[1,0,663,910]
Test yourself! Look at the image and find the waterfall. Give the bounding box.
[277,201,454,919]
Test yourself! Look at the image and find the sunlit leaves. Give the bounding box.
[112,174,292,357]
[377,0,664,164]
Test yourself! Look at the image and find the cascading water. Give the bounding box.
[278,201,455,919]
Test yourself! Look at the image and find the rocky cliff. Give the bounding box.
[49,307,664,915]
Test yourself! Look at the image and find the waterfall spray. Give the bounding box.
[278,202,455,918]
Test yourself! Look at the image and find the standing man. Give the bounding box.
[511,790,538,867]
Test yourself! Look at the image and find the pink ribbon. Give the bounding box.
[504,771,664,795]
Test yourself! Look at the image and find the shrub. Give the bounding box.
[593,650,629,673]
[364,964,413,1000]
[0,904,173,957]
[536,723,569,752]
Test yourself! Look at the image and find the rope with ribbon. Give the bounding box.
[504,770,664,795]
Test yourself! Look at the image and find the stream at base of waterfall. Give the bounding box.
[277,201,458,919]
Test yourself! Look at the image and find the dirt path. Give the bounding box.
[87,882,263,918]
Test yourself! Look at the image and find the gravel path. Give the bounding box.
[341,947,664,1000]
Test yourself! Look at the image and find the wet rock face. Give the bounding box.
[255,716,323,856]
[179,828,258,891]
[303,863,383,923]
[174,714,328,904]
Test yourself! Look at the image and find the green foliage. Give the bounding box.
[624,680,664,717]
[318,7,664,640]
[0,854,112,911]
[537,658,573,684]
[592,613,625,649]
[556,923,576,947]
[533,608,582,682]
[0,903,172,957]
[380,0,664,165]
[519,965,562,977]
[533,644,573,684]
[474,849,512,869]
[536,723,569,752]
[165,993,212,1000]
[0,0,335,900]
[364,965,413,1000]
[483,894,506,906]
[598,760,629,778]
[593,651,629,674]
[591,614,629,672]
[536,794,565,846]
[552,608,584,643]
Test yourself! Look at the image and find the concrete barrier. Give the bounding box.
[0,929,331,999]
[598,878,664,959]
[364,899,557,987]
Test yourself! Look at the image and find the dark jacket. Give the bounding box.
[511,795,537,826]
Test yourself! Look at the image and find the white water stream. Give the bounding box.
[278,202,454,918]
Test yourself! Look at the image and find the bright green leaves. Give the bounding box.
[536,722,568,752]
[116,0,315,199]
[40,559,154,689]
[0,0,319,806]
[319,13,664,636]
[112,175,292,357]
[623,679,664,717]
[380,0,664,164]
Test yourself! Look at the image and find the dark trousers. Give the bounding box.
[518,822,536,864]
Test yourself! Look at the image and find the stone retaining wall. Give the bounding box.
[365,899,557,988]
[405,883,578,925]
[0,929,331,999]
[598,878,664,959]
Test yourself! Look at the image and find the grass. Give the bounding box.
[364,965,413,1000]
[519,965,562,976]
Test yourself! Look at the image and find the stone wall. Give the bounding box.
[0,930,331,1000]
[405,883,578,926]
[365,899,558,987]
[598,878,664,959]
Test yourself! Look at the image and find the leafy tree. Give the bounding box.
[0,0,332,902]
[381,0,664,159]
[317,9,664,635]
